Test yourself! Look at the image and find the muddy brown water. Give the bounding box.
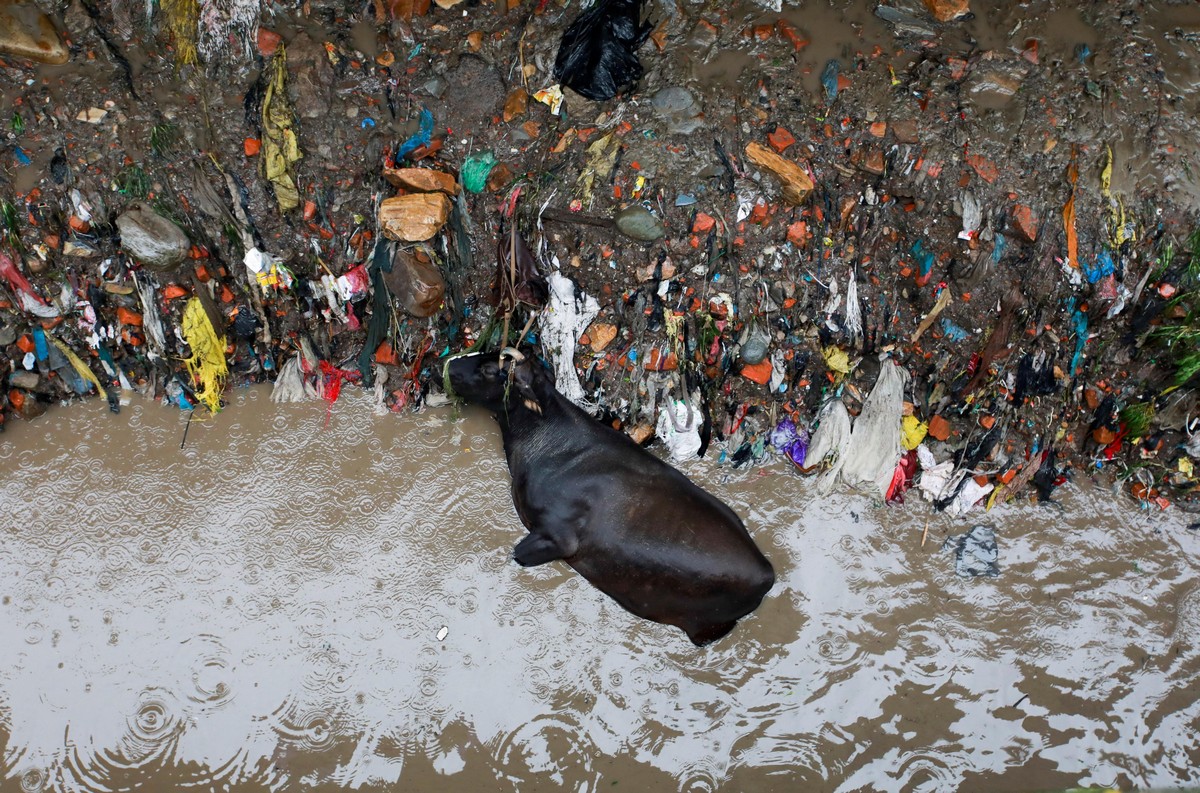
[1,388,1198,792]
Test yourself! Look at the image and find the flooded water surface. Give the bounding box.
[1,390,1199,792]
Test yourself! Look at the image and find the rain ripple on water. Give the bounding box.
[0,388,1197,791]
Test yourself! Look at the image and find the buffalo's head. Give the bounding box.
[446,348,545,415]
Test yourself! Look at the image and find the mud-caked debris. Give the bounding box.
[0,2,67,64]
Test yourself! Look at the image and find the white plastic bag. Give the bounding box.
[806,398,852,494]
[540,271,599,409]
[840,359,908,498]
[656,396,702,462]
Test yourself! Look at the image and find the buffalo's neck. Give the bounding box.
[495,391,587,467]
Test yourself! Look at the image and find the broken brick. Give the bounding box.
[767,126,796,153]
[923,0,970,22]
[692,212,716,233]
[966,154,999,183]
[1012,204,1039,242]
[927,414,952,441]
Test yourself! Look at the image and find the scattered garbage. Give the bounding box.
[805,400,853,494]
[260,44,303,212]
[386,248,446,318]
[461,152,498,194]
[396,108,435,161]
[769,416,808,468]
[540,271,598,408]
[657,395,703,462]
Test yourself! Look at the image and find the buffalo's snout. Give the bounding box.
[446,355,474,394]
[446,352,505,406]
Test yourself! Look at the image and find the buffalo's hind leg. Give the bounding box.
[512,531,577,567]
[686,620,738,647]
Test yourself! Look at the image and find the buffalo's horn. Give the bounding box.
[499,347,526,363]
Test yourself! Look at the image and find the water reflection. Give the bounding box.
[0,387,1198,791]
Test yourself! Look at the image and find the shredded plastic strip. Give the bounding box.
[49,337,106,401]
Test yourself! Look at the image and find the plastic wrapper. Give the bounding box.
[943,525,1000,578]
[769,417,808,468]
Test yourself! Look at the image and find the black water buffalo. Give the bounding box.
[447,348,775,646]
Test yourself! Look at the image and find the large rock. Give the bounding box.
[614,205,665,242]
[8,370,39,390]
[287,33,336,121]
[440,56,504,134]
[744,142,813,204]
[382,167,459,194]
[651,87,703,136]
[116,202,191,271]
[379,194,451,242]
[922,0,969,22]
[0,2,68,64]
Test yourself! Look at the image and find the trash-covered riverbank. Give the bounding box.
[3,0,1200,516]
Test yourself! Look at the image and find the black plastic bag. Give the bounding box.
[942,525,1000,579]
[553,0,651,102]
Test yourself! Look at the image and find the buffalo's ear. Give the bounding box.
[514,362,542,414]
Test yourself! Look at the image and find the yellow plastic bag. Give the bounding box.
[181,297,228,413]
[823,345,851,375]
[901,415,928,450]
[262,44,303,212]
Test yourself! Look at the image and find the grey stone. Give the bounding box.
[967,65,1027,109]
[9,371,40,390]
[874,4,937,37]
[441,56,504,135]
[116,202,190,271]
[651,87,703,135]
[740,321,770,365]
[419,77,447,98]
[287,33,336,120]
[0,324,15,346]
[614,205,665,242]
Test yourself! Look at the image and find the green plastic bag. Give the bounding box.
[462,152,497,194]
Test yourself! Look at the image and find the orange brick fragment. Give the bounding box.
[927,414,952,441]
[767,126,796,154]
[741,359,773,385]
[786,220,807,245]
[966,154,999,183]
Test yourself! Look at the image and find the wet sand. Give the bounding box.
[1,389,1198,791]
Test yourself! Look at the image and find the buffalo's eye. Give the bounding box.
[481,362,499,377]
